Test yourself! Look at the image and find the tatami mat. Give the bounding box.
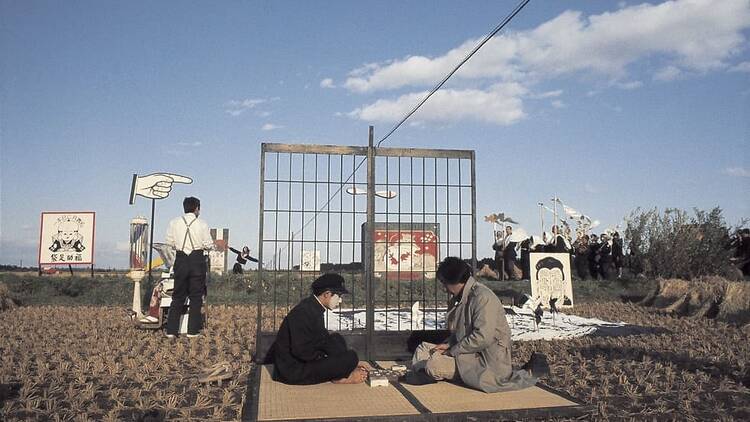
[376,361,579,414]
[401,382,578,413]
[258,365,420,421]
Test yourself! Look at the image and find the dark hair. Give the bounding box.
[436,256,472,285]
[535,257,565,280]
[183,197,200,213]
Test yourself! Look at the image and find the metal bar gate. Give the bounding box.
[254,129,476,361]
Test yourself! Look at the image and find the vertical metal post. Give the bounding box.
[365,126,375,360]
[148,198,155,285]
[553,195,558,230]
[539,203,544,236]
[255,144,267,362]
[470,151,477,271]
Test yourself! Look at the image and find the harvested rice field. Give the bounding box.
[1,302,749,421]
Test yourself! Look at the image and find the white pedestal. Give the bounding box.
[128,270,145,319]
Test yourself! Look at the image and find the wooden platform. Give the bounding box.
[242,363,591,421]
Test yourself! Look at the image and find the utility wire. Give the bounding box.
[377,0,531,147]
[265,0,531,267]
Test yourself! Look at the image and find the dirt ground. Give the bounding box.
[1,303,749,421]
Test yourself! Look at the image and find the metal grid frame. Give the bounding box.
[255,131,476,360]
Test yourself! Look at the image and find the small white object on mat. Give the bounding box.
[391,365,407,372]
[368,374,389,387]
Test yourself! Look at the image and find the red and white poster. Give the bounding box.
[372,223,439,279]
[39,212,96,265]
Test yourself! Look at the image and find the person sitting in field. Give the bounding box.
[229,245,258,274]
[404,257,549,392]
[271,273,367,385]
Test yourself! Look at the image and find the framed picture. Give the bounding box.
[39,212,96,266]
[529,252,573,307]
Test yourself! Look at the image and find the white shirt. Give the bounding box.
[165,213,215,254]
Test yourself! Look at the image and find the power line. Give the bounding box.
[377,0,531,147]
[264,0,531,266]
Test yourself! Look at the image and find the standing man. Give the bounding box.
[572,234,590,279]
[164,196,224,338]
[502,226,519,280]
[546,225,571,253]
[598,233,613,280]
[405,257,548,392]
[492,231,504,280]
[611,232,624,279]
[588,234,601,280]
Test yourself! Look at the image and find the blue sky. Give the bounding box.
[1,0,749,268]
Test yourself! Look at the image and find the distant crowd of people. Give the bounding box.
[492,225,625,281]
[493,224,750,281]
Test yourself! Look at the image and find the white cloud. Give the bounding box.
[654,65,682,81]
[320,78,335,88]
[343,0,750,93]
[529,89,563,99]
[551,100,566,109]
[262,123,284,131]
[176,141,203,147]
[338,0,750,125]
[729,61,750,72]
[584,183,600,194]
[723,167,750,177]
[225,98,269,116]
[348,83,527,125]
[614,80,643,90]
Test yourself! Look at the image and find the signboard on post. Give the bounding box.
[301,250,321,271]
[209,228,229,275]
[39,212,96,266]
[530,252,573,307]
[365,222,439,280]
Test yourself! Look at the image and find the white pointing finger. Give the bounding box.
[161,173,193,184]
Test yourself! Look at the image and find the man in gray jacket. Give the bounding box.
[406,257,548,392]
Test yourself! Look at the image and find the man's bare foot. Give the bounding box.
[357,361,373,371]
[332,368,367,384]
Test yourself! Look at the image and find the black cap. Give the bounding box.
[311,273,349,296]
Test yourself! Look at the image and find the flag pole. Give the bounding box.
[552,196,558,231]
[538,202,544,235]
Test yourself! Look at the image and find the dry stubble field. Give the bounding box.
[1,302,749,421]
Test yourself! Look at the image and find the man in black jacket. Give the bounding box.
[272,273,366,385]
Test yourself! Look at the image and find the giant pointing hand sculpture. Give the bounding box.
[129,173,193,204]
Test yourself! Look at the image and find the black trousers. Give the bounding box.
[166,250,206,335]
[279,334,359,385]
[504,256,517,280]
[232,262,243,274]
[574,256,589,279]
